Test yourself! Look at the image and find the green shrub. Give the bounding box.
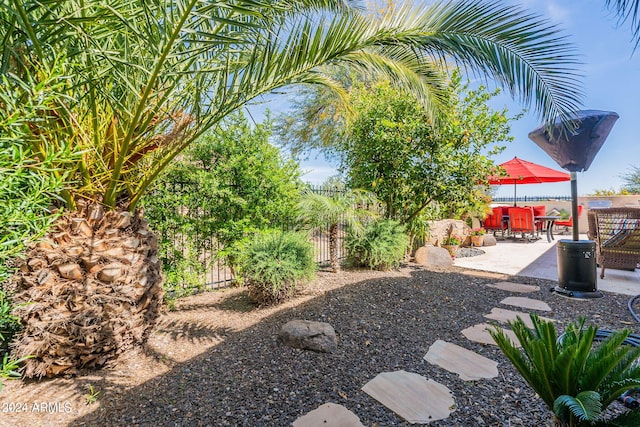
[240,230,316,305]
[490,314,640,426]
[346,219,409,270]
[0,290,20,355]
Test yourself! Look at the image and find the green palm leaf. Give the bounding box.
[605,0,640,50]
[2,0,584,210]
[554,391,602,423]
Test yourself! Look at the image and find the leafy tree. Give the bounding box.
[621,165,640,194]
[342,74,515,227]
[144,112,302,284]
[1,0,584,376]
[298,188,378,272]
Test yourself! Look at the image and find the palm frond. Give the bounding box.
[581,329,635,391]
[406,0,584,125]
[2,0,585,209]
[605,0,640,50]
[554,391,602,422]
[489,317,558,408]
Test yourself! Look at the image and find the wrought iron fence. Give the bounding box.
[492,195,572,203]
[145,183,348,290]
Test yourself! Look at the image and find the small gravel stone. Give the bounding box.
[2,265,637,427]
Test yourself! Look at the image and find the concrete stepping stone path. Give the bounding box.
[292,403,364,427]
[460,271,508,280]
[500,296,551,312]
[424,340,498,381]
[484,307,555,328]
[486,281,540,293]
[461,323,521,348]
[362,370,455,424]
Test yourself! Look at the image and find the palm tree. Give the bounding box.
[605,0,640,50]
[298,189,378,272]
[1,0,584,377]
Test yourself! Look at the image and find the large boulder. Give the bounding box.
[427,219,469,246]
[414,245,453,268]
[280,320,337,353]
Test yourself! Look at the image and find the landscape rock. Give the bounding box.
[427,219,469,245]
[483,234,497,246]
[414,245,453,268]
[280,320,337,353]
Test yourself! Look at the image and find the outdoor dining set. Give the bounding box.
[484,157,578,242]
[482,205,563,242]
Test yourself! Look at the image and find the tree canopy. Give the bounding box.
[1,0,584,212]
[143,112,302,273]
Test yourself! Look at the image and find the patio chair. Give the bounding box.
[555,205,583,234]
[587,207,640,278]
[507,207,536,240]
[482,207,507,236]
[531,205,547,236]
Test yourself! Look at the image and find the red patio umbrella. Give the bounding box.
[487,157,570,205]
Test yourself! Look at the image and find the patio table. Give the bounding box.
[535,216,560,243]
[502,215,560,242]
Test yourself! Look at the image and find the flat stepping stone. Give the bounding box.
[461,271,508,280]
[292,403,364,427]
[486,281,539,293]
[500,296,551,312]
[424,340,498,381]
[461,323,521,348]
[362,370,455,423]
[484,307,555,328]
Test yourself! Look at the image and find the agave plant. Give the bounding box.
[1,0,584,377]
[490,314,640,426]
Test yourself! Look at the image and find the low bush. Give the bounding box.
[240,230,316,305]
[490,314,640,426]
[346,219,409,270]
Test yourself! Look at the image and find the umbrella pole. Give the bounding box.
[570,172,579,241]
[513,182,517,206]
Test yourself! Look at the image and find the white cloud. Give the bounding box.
[545,1,571,25]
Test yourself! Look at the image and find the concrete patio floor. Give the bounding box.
[454,234,640,296]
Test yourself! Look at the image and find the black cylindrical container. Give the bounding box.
[555,240,602,298]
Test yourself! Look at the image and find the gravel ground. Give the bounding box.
[2,264,639,427]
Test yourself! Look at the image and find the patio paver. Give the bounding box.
[461,323,521,348]
[460,271,509,280]
[484,307,555,328]
[362,370,455,424]
[424,340,498,381]
[500,296,551,311]
[486,281,540,293]
[292,402,365,427]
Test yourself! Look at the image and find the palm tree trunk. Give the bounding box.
[329,223,339,273]
[9,200,164,378]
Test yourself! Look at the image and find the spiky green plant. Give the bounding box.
[240,230,316,305]
[346,218,409,270]
[490,314,640,427]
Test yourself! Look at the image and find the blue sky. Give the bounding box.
[250,1,640,196]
